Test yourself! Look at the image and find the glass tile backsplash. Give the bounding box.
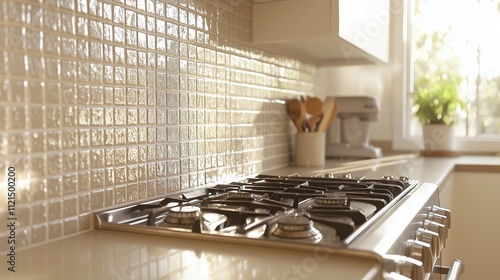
[0,0,315,251]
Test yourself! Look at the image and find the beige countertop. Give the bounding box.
[2,155,500,280]
[271,154,500,185]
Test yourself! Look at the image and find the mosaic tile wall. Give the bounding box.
[0,0,316,251]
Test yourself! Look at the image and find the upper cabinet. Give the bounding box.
[252,0,390,66]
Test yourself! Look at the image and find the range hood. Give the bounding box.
[252,0,390,66]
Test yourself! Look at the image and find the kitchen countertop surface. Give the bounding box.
[2,154,500,280]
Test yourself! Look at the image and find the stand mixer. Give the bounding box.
[325,96,382,159]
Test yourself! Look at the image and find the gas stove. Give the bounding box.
[94,173,463,280]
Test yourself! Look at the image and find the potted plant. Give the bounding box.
[412,73,465,153]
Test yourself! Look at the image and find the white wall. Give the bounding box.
[314,65,393,140]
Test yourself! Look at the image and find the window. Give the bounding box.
[393,0,500,152]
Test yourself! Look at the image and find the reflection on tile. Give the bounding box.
[48,221,62,240]
[78,214,91,231]
[115,185,126,204]
[127,127,138,144]
[91,190,105,210]
[91,128,104,146]
[63,218,78,235]
[79,194,91,214]
[49,200,62,220]
[0,0,315,250]
[31,224,47,244]
[63,197,77,218]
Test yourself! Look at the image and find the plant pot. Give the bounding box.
[422,124,456,152]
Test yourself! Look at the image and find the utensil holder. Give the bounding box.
[295,132,326,167]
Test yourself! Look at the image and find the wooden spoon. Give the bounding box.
[306,97,323,132]
[317,97,338,132]
[286,99,304,132]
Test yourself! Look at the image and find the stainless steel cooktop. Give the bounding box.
[95,174,416,247]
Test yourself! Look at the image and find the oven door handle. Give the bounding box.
[434,259,464,280]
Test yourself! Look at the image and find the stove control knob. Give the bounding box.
[429,205,451,229]
[427,212,449,237]
[403,239,433,273]
[384,254,424,280]
[422,220,446,249]
[415,228,440,258]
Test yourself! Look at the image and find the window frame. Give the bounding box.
[392,0,500,153]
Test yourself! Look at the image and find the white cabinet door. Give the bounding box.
[253,0,390,65]
[440,171,500,280]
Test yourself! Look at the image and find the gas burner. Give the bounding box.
[272,215,320,239]
[314,194,350,208]
[227,192,253,199]
[165,205,200,224]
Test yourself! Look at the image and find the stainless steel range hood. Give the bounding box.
[252,0,390,66]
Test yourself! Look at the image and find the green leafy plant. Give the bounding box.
[412,73,465,126]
